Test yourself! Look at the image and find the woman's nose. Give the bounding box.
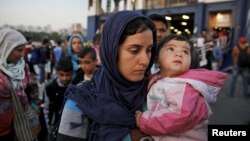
[139,52,150,66]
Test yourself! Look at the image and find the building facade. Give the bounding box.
[87,0,250,69]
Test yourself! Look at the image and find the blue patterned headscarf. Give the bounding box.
[66,11,156,140]
[67,33,84,71]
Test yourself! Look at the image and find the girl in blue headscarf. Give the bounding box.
[67,34,85,71]
[57,11,157,141]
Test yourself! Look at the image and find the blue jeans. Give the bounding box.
[38,64,45,84]
[230,66,249,97]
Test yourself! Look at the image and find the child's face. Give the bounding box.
[157,39,191,77]
[79,55,97,75]
[57,70,73,85]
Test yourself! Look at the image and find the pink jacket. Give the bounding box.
[139,69,227,141]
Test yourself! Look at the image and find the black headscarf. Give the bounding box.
[66,10,156,140]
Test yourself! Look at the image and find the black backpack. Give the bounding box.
[237,45,250,68]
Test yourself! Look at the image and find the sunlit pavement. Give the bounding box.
[209,73,250,125]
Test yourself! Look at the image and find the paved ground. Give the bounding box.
[209,73,250,125]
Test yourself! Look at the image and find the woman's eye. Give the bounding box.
[146,47,152,53]
[17,48,24,52]
[73,42,81,45]
[130,49,138,54]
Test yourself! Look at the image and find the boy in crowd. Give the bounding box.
[42,57,74,140]
[72,47,98,84]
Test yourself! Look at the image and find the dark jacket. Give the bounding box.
[43,79,68,125]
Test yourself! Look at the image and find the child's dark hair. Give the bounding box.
[78,47,97,60]
[156,34,193,61]
[55,57,73,72]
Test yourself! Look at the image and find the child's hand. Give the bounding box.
[135,110,142,127]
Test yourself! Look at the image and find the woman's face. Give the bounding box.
[72,37,82,54]
[118,29,153,82]
[158,39,191,77]
[7,44,25,64]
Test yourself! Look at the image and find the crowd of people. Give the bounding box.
[0,10,249,141]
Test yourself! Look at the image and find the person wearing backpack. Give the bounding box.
[230,36,250,98]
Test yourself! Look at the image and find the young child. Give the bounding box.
[72,47,98,84]
[42,57,74,140]
[135,34,227,141]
